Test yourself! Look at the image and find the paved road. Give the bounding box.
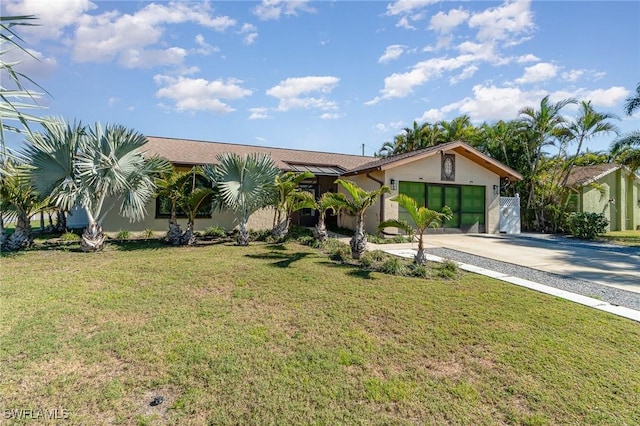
[415,233,640,294]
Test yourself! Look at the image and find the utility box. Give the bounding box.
[499,195,521,234]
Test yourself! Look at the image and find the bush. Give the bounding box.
[366,233,411,244]
[436,259,460,279]
[60,231,80,241]
[359,252,376,269]
[204,225,226,238]
[116,229,131,240]
[380,257,407,276]
[287,225,313,240]
[325,239,351,262]
[368,250,387,262]
[408,263,430,278]
[567,212,608,240]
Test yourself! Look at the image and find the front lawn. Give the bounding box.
[600,230,640,247]
[1,241,639,425]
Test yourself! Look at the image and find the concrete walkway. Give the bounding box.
[338,232,640,323]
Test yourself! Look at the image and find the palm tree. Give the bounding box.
[437,115,475,144]
[156,166,213,245]
[329,179,390,259]
[203,153,279,246]
[624,82,640,116]
[560,101,619,188]
[611,131,640,172]
[313,191,343,242]
[518,95,576,229]
[272,171,315,239]
[378,194,452,265]
[0,160,49,250]
[23,118,171,251]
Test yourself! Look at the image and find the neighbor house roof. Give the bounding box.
[565,164,629,187]
[143,136,375,173]
[342,141,523,181]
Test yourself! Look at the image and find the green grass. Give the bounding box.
[600,230,640,247]
[1,241,639,425]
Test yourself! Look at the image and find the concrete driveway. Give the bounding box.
[419,233,640,294]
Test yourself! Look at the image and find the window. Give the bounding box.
[155,174,212,219]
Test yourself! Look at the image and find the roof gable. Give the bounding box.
[565,164,638,187]
[342,141,523,181]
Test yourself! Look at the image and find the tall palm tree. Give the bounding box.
[611,131,640,172]
[272,171,315,239]
[203,153,279,246]
[378,194,452,265]
[518,96,576,229]
[24,118,171,251]
[560,101,619,188]
[437,115,475,144]
[624,82,640,116]
[329,179,390,259]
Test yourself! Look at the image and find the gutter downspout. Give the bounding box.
[366,171,385,224]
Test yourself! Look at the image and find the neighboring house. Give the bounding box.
[101,137,522,234]
[565,164,640,231]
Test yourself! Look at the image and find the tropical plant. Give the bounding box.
[156,166,213,245]
[272,171,315,239]
[0,160,50,250]
[328,179,390,259]
[377,194,452,265]
[624,82,640,116]
[203,153,279,246]
[23,118,171,251]
[610,133,640,172]
[312,192,343,242]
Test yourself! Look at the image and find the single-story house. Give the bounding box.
[98,137,522,234]
[566,164,640,231]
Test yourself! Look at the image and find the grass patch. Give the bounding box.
[1,242,639,424]
[600,230,640,247]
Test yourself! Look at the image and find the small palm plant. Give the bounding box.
[378,194,452,265]
[313,191,343,243]
[329,179,390,259]
[272,171,315,239]
[204,153,278,246]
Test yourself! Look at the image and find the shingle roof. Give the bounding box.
[343,140,523,181]
[143,136,374,172]
[565,164,622,187]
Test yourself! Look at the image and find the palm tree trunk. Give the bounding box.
[272,217,289,239]
[81,221,105,252]
[55,210,67,232]
[350,214,367,259]
[237,219,250,246]
[314,215,328,242]
[414,234,427,265]
[6,211,32,251]
[167,221,183,245]
[182,222,196,245]
[0,213,7,250]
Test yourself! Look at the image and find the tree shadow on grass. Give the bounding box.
[317,260,378,280]
[245,250,312,268]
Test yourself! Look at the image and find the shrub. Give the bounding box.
[204,225,226,238]
[359,252,376,269]
[60,231,80,241]
[366,233,411,244]
[409,263,430,278]
[116,229,131,240]
[567,212,608,240]
[141,229,155,239]
[380,257,407,276]
[325,240,351,262]
[436,259,460,279]
[368,250,388,262]
[287,225,313,240]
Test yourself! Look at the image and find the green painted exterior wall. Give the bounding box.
[579,168,640,231]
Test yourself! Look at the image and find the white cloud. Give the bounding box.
[516,53,540,63]
[2,47,57,81]
[108,97,120,107]
[379,45,407,64]
[119,47,187,69]
[449,65,479,85]
[562,69,584,82]
[515,62,558,84]
[585,87,629,107]
[249,107,270,119]
[154,75,252,113]
[238,23,258,45]
[416,108,445,123]
[252,0,316,21]
[429,8,470,34]
[468,0,534,43]
[72,1,235,67]
[396,16,416,30]
[193,34,219,55]
[4,0,96,40]
[374,121,404,133]
[386,0,438,16]
[267,76,340,112]
[320,113,341,120]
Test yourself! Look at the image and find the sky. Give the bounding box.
[2,0,639,157]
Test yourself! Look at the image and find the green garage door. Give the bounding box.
[399,182,485,231]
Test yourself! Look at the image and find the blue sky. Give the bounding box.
[3,0,639,156]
